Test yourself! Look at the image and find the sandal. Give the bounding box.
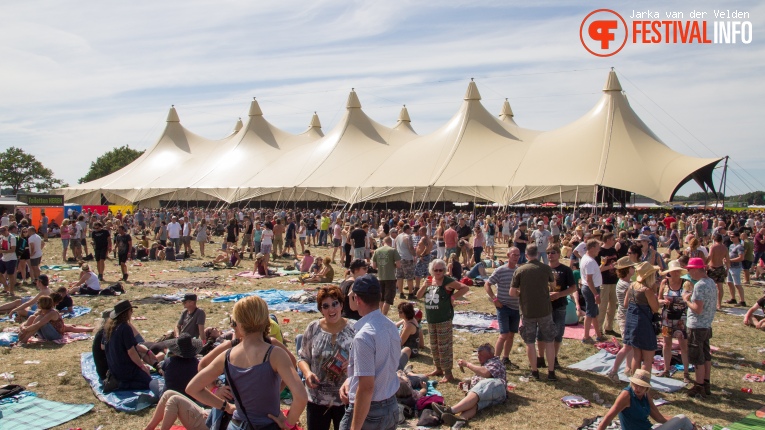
[657,370,670,378]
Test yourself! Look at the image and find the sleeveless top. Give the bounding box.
[661,280,689,326]
[402,320,420,356]
[84,271,101,291]
[423,276,455,324]
[450,261,462,279]
[515,230,527,253]
[617,386,652,430]
[225,346,281,427]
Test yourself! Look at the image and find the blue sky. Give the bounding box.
[1,0,763,198]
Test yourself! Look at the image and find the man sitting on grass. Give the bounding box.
[432,343,507,429]
[743,294,765,330]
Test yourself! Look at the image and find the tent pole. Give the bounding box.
[410,187,416,214]
[719,156,729,213]
[430,187,445,213]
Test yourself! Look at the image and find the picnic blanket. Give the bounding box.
[80,352,161,412]
[0,332,18,346]
[27,332,90,345]
[211,289,317,312]
[721,307,764,317]
[276,268,303,276]
[133,276,220,289]
[39,265,80,271]
[563,324,587,340]
[452,311,498,333]
[236,271,266,278]
[136,294,185,304]
[568,350,686,393]
[180,266,212,273]
[0,392,93,430]
[713,413,765,430]
[62,306,91,319]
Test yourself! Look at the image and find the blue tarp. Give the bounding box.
[567,349,687,393]
[80,352,161,412]
[211,289,317,312]
[62,306,91,319]
[0,391,93,430]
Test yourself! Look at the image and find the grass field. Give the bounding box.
[1,237,765,429]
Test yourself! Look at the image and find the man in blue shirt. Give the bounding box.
[339,275,399,430]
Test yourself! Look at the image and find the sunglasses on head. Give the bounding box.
[321,300,341,310]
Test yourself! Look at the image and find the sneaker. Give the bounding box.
[399,292,406,299]
[528,370,540,380]
[739,301,748,307]
[704,381,712,395]
[554,358,561,370]
[582,337,596,345]
[502,357,519,370]
[408,294,416,300]
[404,364,414,374]
[123,273,129,282]
[725,298,737,304]
[431,403,450,417]
[98,274,104,282]
[687,384,705,398]
[547,371,558,381]
[605,329,621,338]
[441,413,466,427]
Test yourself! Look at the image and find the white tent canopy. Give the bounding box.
[58,70,721,206]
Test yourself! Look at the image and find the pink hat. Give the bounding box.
[686,257,705,269]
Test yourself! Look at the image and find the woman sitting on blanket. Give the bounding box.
[187,295,307,430]
[68,263,101,295]
[598,369,695,430]
[301,256,335,284]
[18,295,66,342]
[102,300,153,390]
[396,301,425,371]
[0,274,52,321]
[254,252,277,277]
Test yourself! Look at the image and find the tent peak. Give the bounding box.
[233,117,243,133]
[309,112,322,129]
[397,105,411,122]
[347,89,361,109]
[499,98,514,118]
[603,69,623,92]
[249,98,263,116]
[166,106,180,122]
[464,81,481,100]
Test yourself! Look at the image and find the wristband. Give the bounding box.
[491,297,499,302]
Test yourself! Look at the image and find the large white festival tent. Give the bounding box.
[57,70,721,207]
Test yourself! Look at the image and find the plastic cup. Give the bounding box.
[283,318,290,324]
[741,387,753,394]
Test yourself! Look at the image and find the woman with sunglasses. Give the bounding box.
[188,296,306,430]
[416,258,469,383]
[297,285,355,430]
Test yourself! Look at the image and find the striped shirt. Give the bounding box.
[487,265,519,309]
[347,310,400,404]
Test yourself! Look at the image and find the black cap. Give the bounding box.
[352,274,381,295]
[183,293,197,302]
[110,300,136,319]
[349,259,368,271]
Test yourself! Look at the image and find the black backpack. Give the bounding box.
[0,384,25,400]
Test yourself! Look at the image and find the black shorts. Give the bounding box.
[688,327,712,365]
[94,247,108,262]
[380,280,397,305]
[80,238,87,246]
[79,285,101,295]
[118,252,129,264]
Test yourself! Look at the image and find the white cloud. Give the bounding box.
[0,0,761,197]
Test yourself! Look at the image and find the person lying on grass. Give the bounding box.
[0,274,52,321]
[50,292,94,335]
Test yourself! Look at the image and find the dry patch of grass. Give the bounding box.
[1,238,764,429]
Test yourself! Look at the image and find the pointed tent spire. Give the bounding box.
[309,112,322,129]
[603,68,622,92]
[233,117,243,133]
[499,98,514,118]
[464,79,481,100]
[166,105,180,122]
[249,97,263,116]
[346,89,361,109]
[397,105,411,122]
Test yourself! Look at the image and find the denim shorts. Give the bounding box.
[62,239,70,250]
[728,266,742,285]
[340,395,397,430]
[496,305,520,334]
[581,286,600,318]
[37,322,63,341]
[471,378,507,411]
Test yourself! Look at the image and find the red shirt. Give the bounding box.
[444,228,458,248]
[663,216,676,230]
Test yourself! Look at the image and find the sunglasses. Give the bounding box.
[548,251,559,255]
[321,300,341,310]
[433,268,445,273]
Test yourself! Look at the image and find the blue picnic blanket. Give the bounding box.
[568,349,687,393]
[62,306,91,319]
[80,352,161,412]
[211,289,317,312]
[0,391,93,430]
[0,332,19,346]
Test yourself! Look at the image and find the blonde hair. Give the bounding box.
[81,263,90,272]
[232,296,270,335]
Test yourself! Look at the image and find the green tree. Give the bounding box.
[78,145,144,184]
[0,147,67,194]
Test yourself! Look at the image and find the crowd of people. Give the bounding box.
[2,205,765,429]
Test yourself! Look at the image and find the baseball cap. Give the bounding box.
[352,274,381,295]
[537,221,544,226]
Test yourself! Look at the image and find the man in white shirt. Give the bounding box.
[166,216,182,254]
[530,221,552,264]
[27,226,44,282]
[580,239,605,344]
[0,225,18,296]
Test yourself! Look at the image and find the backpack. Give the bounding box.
[0,384,25,400]
[488,223,496,236]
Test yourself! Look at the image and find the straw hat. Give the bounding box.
[635,262,659,283]
[614,256,637,270]
[629,369,652,388]
[660,260,687,276]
